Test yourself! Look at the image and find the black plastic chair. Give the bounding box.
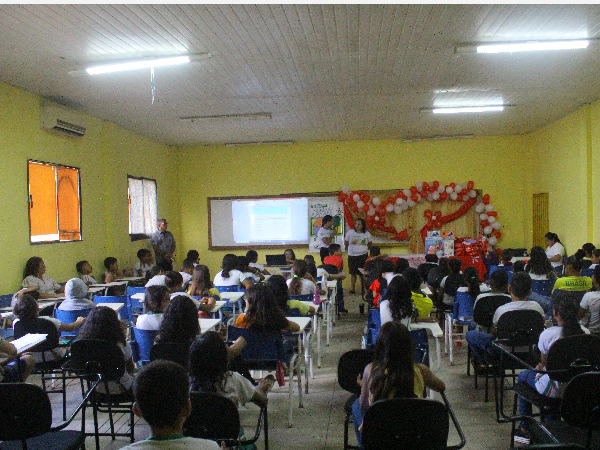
[150,341,190,369]
[0,381,96,450]
[184,391,268,450]
[337,349,374,450]
[66,339,135,450]
[467,294,511,401]
[521,372,600,449]
[361,392,466,450]
[14,317,70,420]
[551,289,588,307]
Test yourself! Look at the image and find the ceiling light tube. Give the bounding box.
[456,40,589,54]
[86,56,190,75]
[427,106,505,114]
[180,113,272,122]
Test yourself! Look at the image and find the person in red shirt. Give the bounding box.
[323,243,344,270]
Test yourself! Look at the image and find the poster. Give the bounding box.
[308,197,345,253]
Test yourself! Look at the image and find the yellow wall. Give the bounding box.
[0,82,178,293]
[176,136,531,274]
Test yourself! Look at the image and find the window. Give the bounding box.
[128,176,157,240]
[27,160,82,243]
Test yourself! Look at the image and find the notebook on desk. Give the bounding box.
[266,254,288,267]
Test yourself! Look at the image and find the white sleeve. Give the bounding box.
[22,276,40,289]
[366,231,372,243]
[581,293,592,310]
[380,300,392,325]
[231,372,256,406]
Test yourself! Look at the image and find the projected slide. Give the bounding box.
[232,198,308,244]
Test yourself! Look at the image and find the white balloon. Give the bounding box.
[488,236,498,246]
[395,198,402,205]
[407,199,416,208]
[446,186,454,194]
[374,216,380,222]
[432,191,440,200]
[432,215,437,221]
[353,194,360,202]
[454,185,462,193]
[367,208,375,216]
[463,195,469,202]
[356,201,364,209]
[469,190,477,198]
[403,189,411,197]
[450,192,458,200]
[480,213,488,221]
[386,203,394,212]
[488,216,496,224]
[492,221,502,230]
[475,203,485,213]
[427,194,433,201]
[342,184,350,194]
[484,226,493,235]
[403,203,409,211]
[373,197,381,206]
[393,206,402,214]
[418,195,425,202]
[416,181,423,190]
[437,185,445,193]
[485,204,494,212]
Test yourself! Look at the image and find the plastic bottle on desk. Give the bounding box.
[313,288,321,305]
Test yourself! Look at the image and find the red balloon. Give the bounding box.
[379,208,387,217]
[410,186,418,194]
[396,191,403,198]
[420,190,428,198]
[482,194,490,205]
[422,182,429,191]
[450,182,456,189]
[362,204,370,212]
[345,198,353,205]
[461,189,468,195]
[440,192,448,201]
[363,194,370,202]
[487,211,498,217]
[494,232,502,239]
[411,194,419,202]
[372,222,379,229]
[350,191,358,198]
[457,194,464,202]
[399,192,407,200]
[435,221,442,229]
[360,193,367,202]
[467,181,474,190]
[388,196,395,204]
[424,209,432,219]
[351,205,359,212]
[433,180,439,189]
[428,186,436,193]
[480,220,489,228]
[338,193,347,202]
[380,201,388,209]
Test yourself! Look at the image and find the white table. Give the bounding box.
[90,281,128,295]
[117,277,144,282]
[96,302,124,312]
[0,333,47,365]
[299,300,323,370]
[326,280,338,338]
[219,292,245,318]
[285,316,312,427]
[410,321,443,370]
[1,299,63,322]
[198,318,221,334]
[208,301,225,319]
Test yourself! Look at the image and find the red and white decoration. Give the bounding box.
[338,181,503,245]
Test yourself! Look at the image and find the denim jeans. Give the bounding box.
[351,397,364,450]
[518,369,537,429]
[465,330,494,361]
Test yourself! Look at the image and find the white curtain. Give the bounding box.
[129,178,157,236]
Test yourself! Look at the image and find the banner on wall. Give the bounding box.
[308,197,345,253]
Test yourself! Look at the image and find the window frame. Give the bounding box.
[27,159,83,245]
[127,175,158,242]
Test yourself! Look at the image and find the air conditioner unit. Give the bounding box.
[40,100,87,137]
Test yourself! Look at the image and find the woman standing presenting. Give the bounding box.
[545,232,565,275]
[345,218,372,294]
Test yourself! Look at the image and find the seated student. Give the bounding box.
[213,254,254,290]
[526,246,557,280]
[76,260,97,285]
[513,260,526,273]
[323,244,344,271]
[186,249,200,267]
[379,276,414,327]
[438,258,465,310]
[426,257,450,305]
[187,265,220,318]
[466,272,545,363]
[189,331,275,409]
[14,295,86,363]
[498,248,513,267]
[0,335,35,383]
[179,260,194,291]
[582,243,596,269]
[234,284,300,333]
[145,266,166,288]
[268,274,316,316]
[133,249,154,278]
[121,360,220,450]
[475,270,511,308]
[402,267,434,320]
[136,285,170,331]
[11,286,40,308]
[165,271,208,313]
[287,260,318,296]
[352,322,445,448]
[103,257,133,283]
[417,254,438,285]
[22,256,64,299]
[552,255,593,293]
[456,266,491,302]
[239,256,264,282]
[284,248,296,265]
[247,249,270,275]
[155,296,200,352]
[516,291,590,443]
[363,246,389,297]
[369,259,395,308]
[386,258,409,285]
[579,264,600,335]
[589,249,600,270]
[57,278,96,311]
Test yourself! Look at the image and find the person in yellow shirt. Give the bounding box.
[552,256,593,293]
[403,267,434,319]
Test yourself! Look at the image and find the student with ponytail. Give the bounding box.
[287,260,317,296]
[455,266,489,301]
[517,291,589,437]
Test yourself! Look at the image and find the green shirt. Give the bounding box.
[552,276,593,292]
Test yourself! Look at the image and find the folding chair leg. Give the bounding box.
[93,397,100,450]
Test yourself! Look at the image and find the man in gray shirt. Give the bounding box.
[151,219,176,271]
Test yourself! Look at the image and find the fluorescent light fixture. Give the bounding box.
[180,113,272,122]
[421,106,506,114]
[69,53,212,76]
[456,40,589,54]
[402,135,474,143]
[225,141,294,147]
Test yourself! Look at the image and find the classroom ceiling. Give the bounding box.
[2,4,600,146]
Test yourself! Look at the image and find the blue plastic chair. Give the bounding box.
[131,327,158,365]
[0,294,13,308]
[411,328,430,368]
[289,294,313,302]
[215,285,239,293]
[531,279,556,297]
[54,307,93,337]
[445,291,475,365]
[365,309,382,350]
[582,268,594,278]
[93,295,130,322]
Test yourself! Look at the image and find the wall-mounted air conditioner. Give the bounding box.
[40,100,87,137]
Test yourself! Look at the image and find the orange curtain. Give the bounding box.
[57,166,81,241]
[28,161,58,238]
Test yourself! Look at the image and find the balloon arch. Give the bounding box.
[338,181,502,245]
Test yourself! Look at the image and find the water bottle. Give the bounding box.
[313,287,321,305]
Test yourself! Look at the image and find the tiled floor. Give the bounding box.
[41,292,514,449]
